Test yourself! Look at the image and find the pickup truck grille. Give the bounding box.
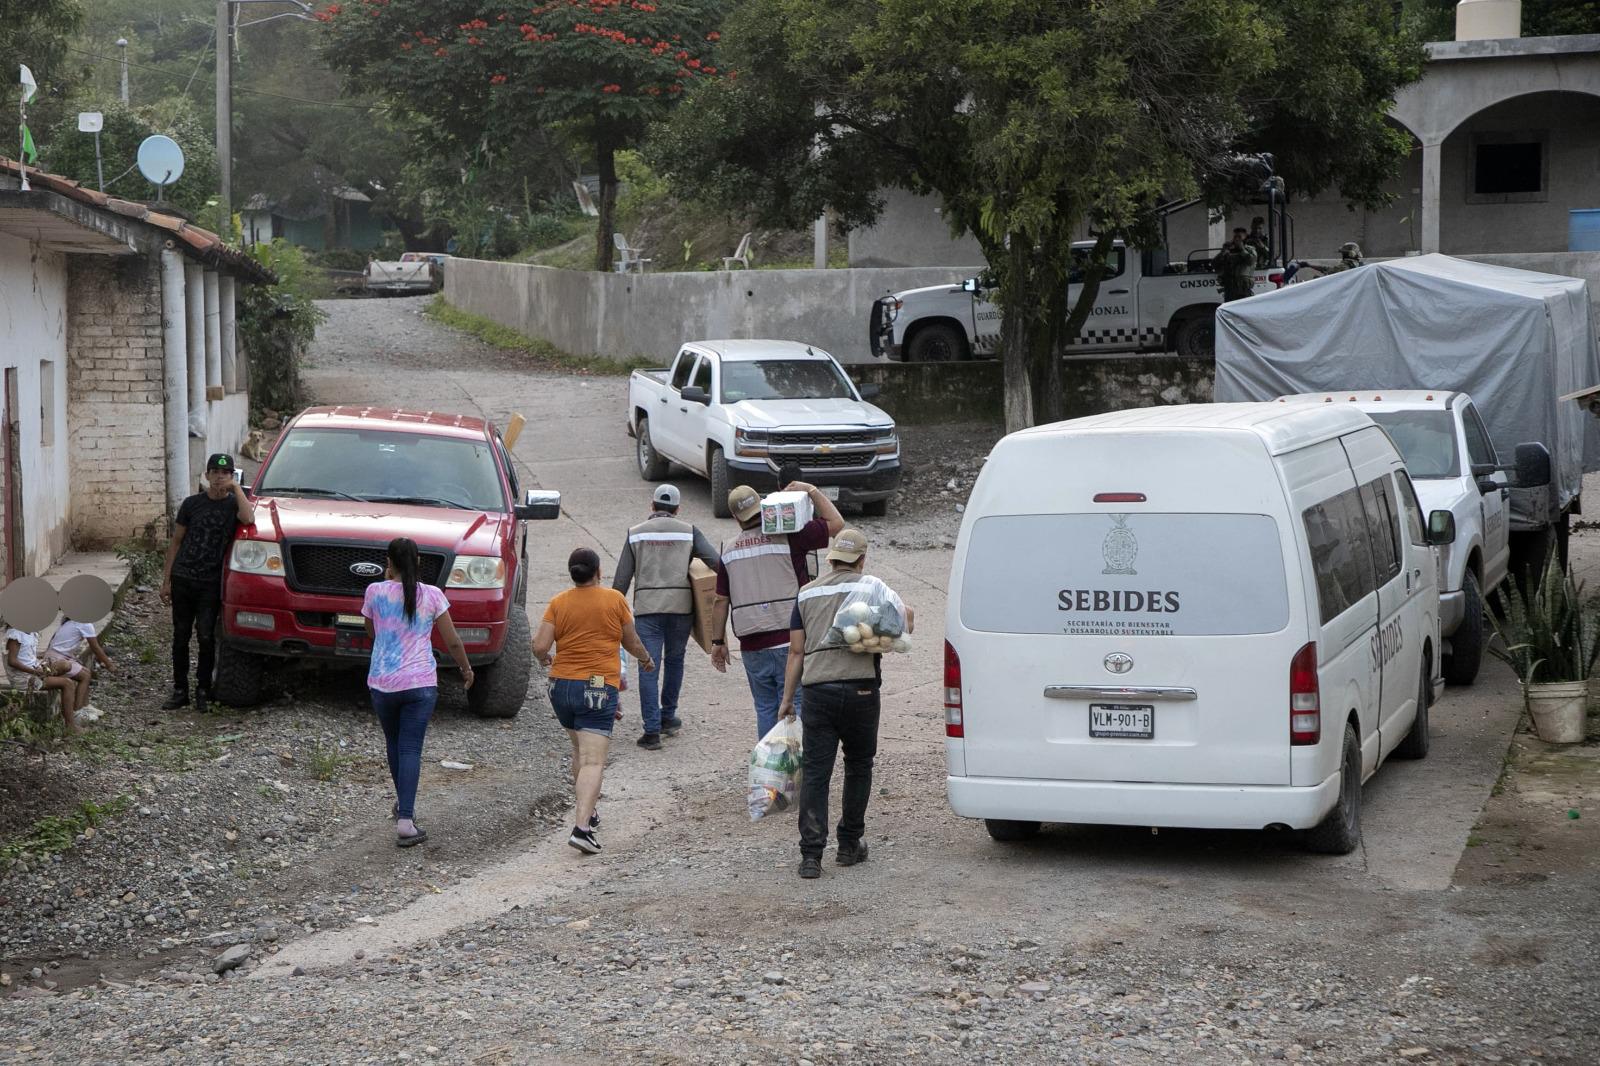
[800,453,876,470]
[287,543,448,596]
[770,430,881,447]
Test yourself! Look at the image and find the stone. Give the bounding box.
[762,972,786,985]
[1398,1050,1430,1060]
[213,944,252,974]
[1018,982,1051,995]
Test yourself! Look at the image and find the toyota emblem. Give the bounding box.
[1103,652,1133,675]
[350,561,385,578]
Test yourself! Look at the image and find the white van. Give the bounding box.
[943,403,1453,853]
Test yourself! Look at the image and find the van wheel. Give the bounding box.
[907,323,969,362]
[709,446,732,518]
[1442,571,1483,686]
[636,417,669,481]
[1171,314,1215,359]
[984,819,1041,842]
[1394,662,1432,760]
[212,643,268,707]
[1303,724,1362,855]
[468,609,531,719]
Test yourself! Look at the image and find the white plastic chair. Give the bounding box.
[613,232,652,273]
[722,232,753,270]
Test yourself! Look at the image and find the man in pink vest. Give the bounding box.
[710,481,844,737]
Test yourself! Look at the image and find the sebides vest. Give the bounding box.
[797,569,879,687]
[627,516,695,615]
[721,527,800,639]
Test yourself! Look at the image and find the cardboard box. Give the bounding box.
[760,490,815,536]
[688,558,720,654]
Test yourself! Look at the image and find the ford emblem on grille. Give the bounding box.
[1103,652,1133,675]
[349,561,384,578]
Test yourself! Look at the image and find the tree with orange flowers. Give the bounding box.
[321,0,730,270]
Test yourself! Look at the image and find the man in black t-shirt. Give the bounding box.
[160,453,255,712]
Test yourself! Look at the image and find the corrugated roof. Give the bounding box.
[0,158,275,284]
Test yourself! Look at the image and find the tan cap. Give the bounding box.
[728,485,762,522]
[826,528,869,564]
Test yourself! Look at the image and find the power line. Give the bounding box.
[63,45,394,112]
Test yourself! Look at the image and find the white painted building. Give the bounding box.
[0,160,269,581]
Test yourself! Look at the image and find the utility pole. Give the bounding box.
[215,0,232,232]
[117,38,129,104]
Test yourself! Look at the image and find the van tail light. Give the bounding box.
[944,640,964,738]
[1093,493,1147,504]
[1290,641,1320,745]
[1269,272,1285,288]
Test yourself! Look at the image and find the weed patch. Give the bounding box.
[424,298,652,375]
[0,795,132,867]
[308,743,353,783]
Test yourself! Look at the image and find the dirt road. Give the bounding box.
[4,296,1596,1065]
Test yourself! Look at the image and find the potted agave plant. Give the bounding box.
[1490,556,1598,744]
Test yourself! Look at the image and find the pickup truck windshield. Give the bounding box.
[257,428,506,510]
[1367,410,1461,479]
[721,360,854,403]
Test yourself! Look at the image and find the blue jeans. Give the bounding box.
[742,645,801,739]
[633,612,693,734]
[370,686,438,820]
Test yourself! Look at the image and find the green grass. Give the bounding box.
[424,297,654,376]
[77,729,222,772]
[308,743,353,783]
[0,795,132,866]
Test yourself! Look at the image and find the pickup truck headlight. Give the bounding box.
[875,426,899,455]
[230,540,285,576]
[885,299,901,323]
[734,428,770,458]
[447,555,505,589]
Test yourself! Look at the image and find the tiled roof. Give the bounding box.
[0,158,276,284]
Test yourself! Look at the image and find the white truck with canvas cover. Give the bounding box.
[944,403,1453,853]
[871,240,1283,362]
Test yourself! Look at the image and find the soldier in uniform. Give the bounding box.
[778,529,915,879]
[1245,216,1272,262]
[1327,241,1364,273]
[611,484,720,749]
[1212,228,1257,303]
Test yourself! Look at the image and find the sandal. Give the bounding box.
[397,827,428,848]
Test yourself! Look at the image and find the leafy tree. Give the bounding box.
[2,0,85,129]
[39,96,219,216]
[655,0,1423,430]
[319,0,732,270]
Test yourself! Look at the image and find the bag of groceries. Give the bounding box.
[747,716,803,821]
[819,575,913,655]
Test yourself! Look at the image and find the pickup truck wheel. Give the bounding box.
[1172,314,1215,359]
[709,447,732,518]
[468,609,532,719]
[906,323,969,362]
[859,498,889,517]
[1394,660,1432,760]
[985,819,1041,842]
[636,417,669,481]
[1442,570,1484,686]
[211,643,268,708]
[1303,724,1362,855]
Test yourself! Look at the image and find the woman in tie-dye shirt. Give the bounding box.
[362,538,475,847]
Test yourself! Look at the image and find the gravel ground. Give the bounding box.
[3,296,1596,1064]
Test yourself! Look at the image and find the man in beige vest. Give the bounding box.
[612,484,719,749]
[778,529,913,879]
[711,481,845,738]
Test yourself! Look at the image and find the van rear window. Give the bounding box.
[959,513,1290,637]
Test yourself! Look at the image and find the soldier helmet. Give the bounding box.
[1339,241,1362,259]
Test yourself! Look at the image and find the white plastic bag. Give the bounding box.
[618,649,630,692]
[820,575,912,654]
[747,716,803,821]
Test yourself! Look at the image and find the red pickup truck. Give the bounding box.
[213,406,560,718]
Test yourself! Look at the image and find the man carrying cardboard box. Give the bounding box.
[711,481,845,738]
[612,485,721,750]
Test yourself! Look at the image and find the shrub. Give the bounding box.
[238,240,326,418]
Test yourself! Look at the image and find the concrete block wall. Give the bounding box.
[66,255,169,547]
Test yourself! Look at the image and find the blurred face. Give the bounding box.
[206,468,234,494]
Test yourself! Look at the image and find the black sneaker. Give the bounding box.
[160,689,189,711]
[661,718,683,737]
[798,856,822,879]
[193,689,210,715]
[836,842,869,867]
[637,732,662,751]
[588,810,600,830]
[568,826,601,854]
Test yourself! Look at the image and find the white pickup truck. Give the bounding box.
[1279,391,1551,685]
[627,340,901,518]
[871,239,1284,362]
[364,259,436,296]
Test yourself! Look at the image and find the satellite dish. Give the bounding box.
[136,135,185,192]
[78,112,103,133]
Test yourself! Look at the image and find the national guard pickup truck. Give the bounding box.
[627,340,901,518]
[871,240,1283,362]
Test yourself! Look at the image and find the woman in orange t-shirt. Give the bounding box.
[533,547,655,855]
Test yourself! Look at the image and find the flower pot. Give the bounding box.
[1526,681,1588,744]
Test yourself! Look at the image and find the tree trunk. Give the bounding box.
[593,137,618,273]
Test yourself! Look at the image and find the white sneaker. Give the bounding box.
[76,705,104,723]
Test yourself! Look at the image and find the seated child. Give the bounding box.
[44,618,113,722]
[6,626,80,735]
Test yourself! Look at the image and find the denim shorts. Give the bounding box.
[549,678,618,736]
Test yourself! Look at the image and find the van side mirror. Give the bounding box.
[680,385,711,406]
[1427,509,1456,546]
[515,489,561,521]
[1513,442,1552,488]
[857,383,882,401]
